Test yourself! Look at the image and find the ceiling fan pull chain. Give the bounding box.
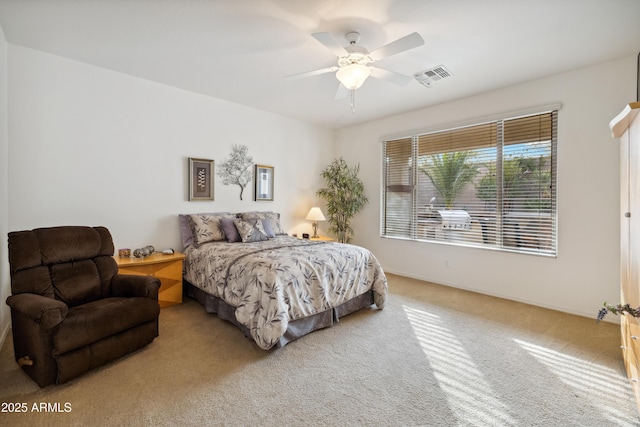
[350,89,356,114]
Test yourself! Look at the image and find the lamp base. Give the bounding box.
[312,222,319,238]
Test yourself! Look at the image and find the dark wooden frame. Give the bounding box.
[189,157,214,201]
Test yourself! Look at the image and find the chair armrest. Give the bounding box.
[6,293,69,330]
[111,274,160,299]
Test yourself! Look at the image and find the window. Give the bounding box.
[381,109,557,256]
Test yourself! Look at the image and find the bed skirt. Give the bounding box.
[183,279,375,349]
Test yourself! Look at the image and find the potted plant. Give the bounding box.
[317,158,368,243]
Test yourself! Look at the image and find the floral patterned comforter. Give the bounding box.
[184,236,387,349]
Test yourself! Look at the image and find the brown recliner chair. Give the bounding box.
[6,226,161,387]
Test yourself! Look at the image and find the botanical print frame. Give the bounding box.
[254,164,274,201]
[188,157,214,201]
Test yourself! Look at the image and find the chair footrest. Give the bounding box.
[53,297,159,355]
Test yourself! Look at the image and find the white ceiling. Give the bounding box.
[0,0,639,129]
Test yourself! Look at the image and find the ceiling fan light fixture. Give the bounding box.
[336,64,371,90]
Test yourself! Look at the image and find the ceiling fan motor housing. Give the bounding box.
[340,41,372,67]
[345,31,361,44]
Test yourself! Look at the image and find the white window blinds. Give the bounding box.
[381,109,557,256]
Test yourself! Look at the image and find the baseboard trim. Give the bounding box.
[384,269,611,323]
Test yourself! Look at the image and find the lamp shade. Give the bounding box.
[305,207,326,222]
[336,64,371,90]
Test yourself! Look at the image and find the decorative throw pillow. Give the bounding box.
[234,218,269,243]
[220,217,242,243]
[180,212,231,247]
[189,213,233,245]
[261,219,276,238]
[239,211,286,235]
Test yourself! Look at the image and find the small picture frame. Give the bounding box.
[255,164,274,201]
[188,157,214,201]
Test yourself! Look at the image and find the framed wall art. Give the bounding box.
[188,157,214,201]
[254,164,274,201]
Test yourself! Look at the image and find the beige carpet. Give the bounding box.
[0,273,638,427]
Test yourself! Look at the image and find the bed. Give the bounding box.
[180,211,388,350]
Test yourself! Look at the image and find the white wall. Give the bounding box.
[0,23,10,346]
[336,56,637,319]
[1,44,335,339]
[7,45,334,252]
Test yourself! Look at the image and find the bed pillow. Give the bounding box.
[189,213,234,245]
[234,218,269,243]
[220,217,242,243]
[239,211,286,235]
[179,214,195,248]
[179,212,231,247]
[261,219,276,238]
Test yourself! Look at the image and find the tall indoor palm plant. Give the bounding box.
[317,158,368,243]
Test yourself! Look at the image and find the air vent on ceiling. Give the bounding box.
[414,65,454,88]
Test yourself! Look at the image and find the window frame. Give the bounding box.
[380,104,560,257]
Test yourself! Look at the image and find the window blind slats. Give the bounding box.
[504,112,553,145]
[382,110,557,256]
[418,123,496,155]
[383,138,414,237]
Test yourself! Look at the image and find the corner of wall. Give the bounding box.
[0,22,11,352]
[0,323,10,351]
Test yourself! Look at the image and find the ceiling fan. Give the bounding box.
[286,31,425,101]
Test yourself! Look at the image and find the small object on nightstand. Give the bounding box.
[162,248,175,255]
[118,248,131,258]
[133,248,147,258]
[133,245,155,258]
[134,249,146,258]
[302,233,310,239]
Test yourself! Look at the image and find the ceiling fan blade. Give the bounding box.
[311,32,348,57]
[370,32,425,61]
[284,67,338,80]
[370,67,413,86]
[335,83,349,100]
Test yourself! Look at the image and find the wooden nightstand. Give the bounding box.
[302,236,335,242]
[311,236,335,241]
[114,252,186,308]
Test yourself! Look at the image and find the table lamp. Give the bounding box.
[305,207,326,238]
